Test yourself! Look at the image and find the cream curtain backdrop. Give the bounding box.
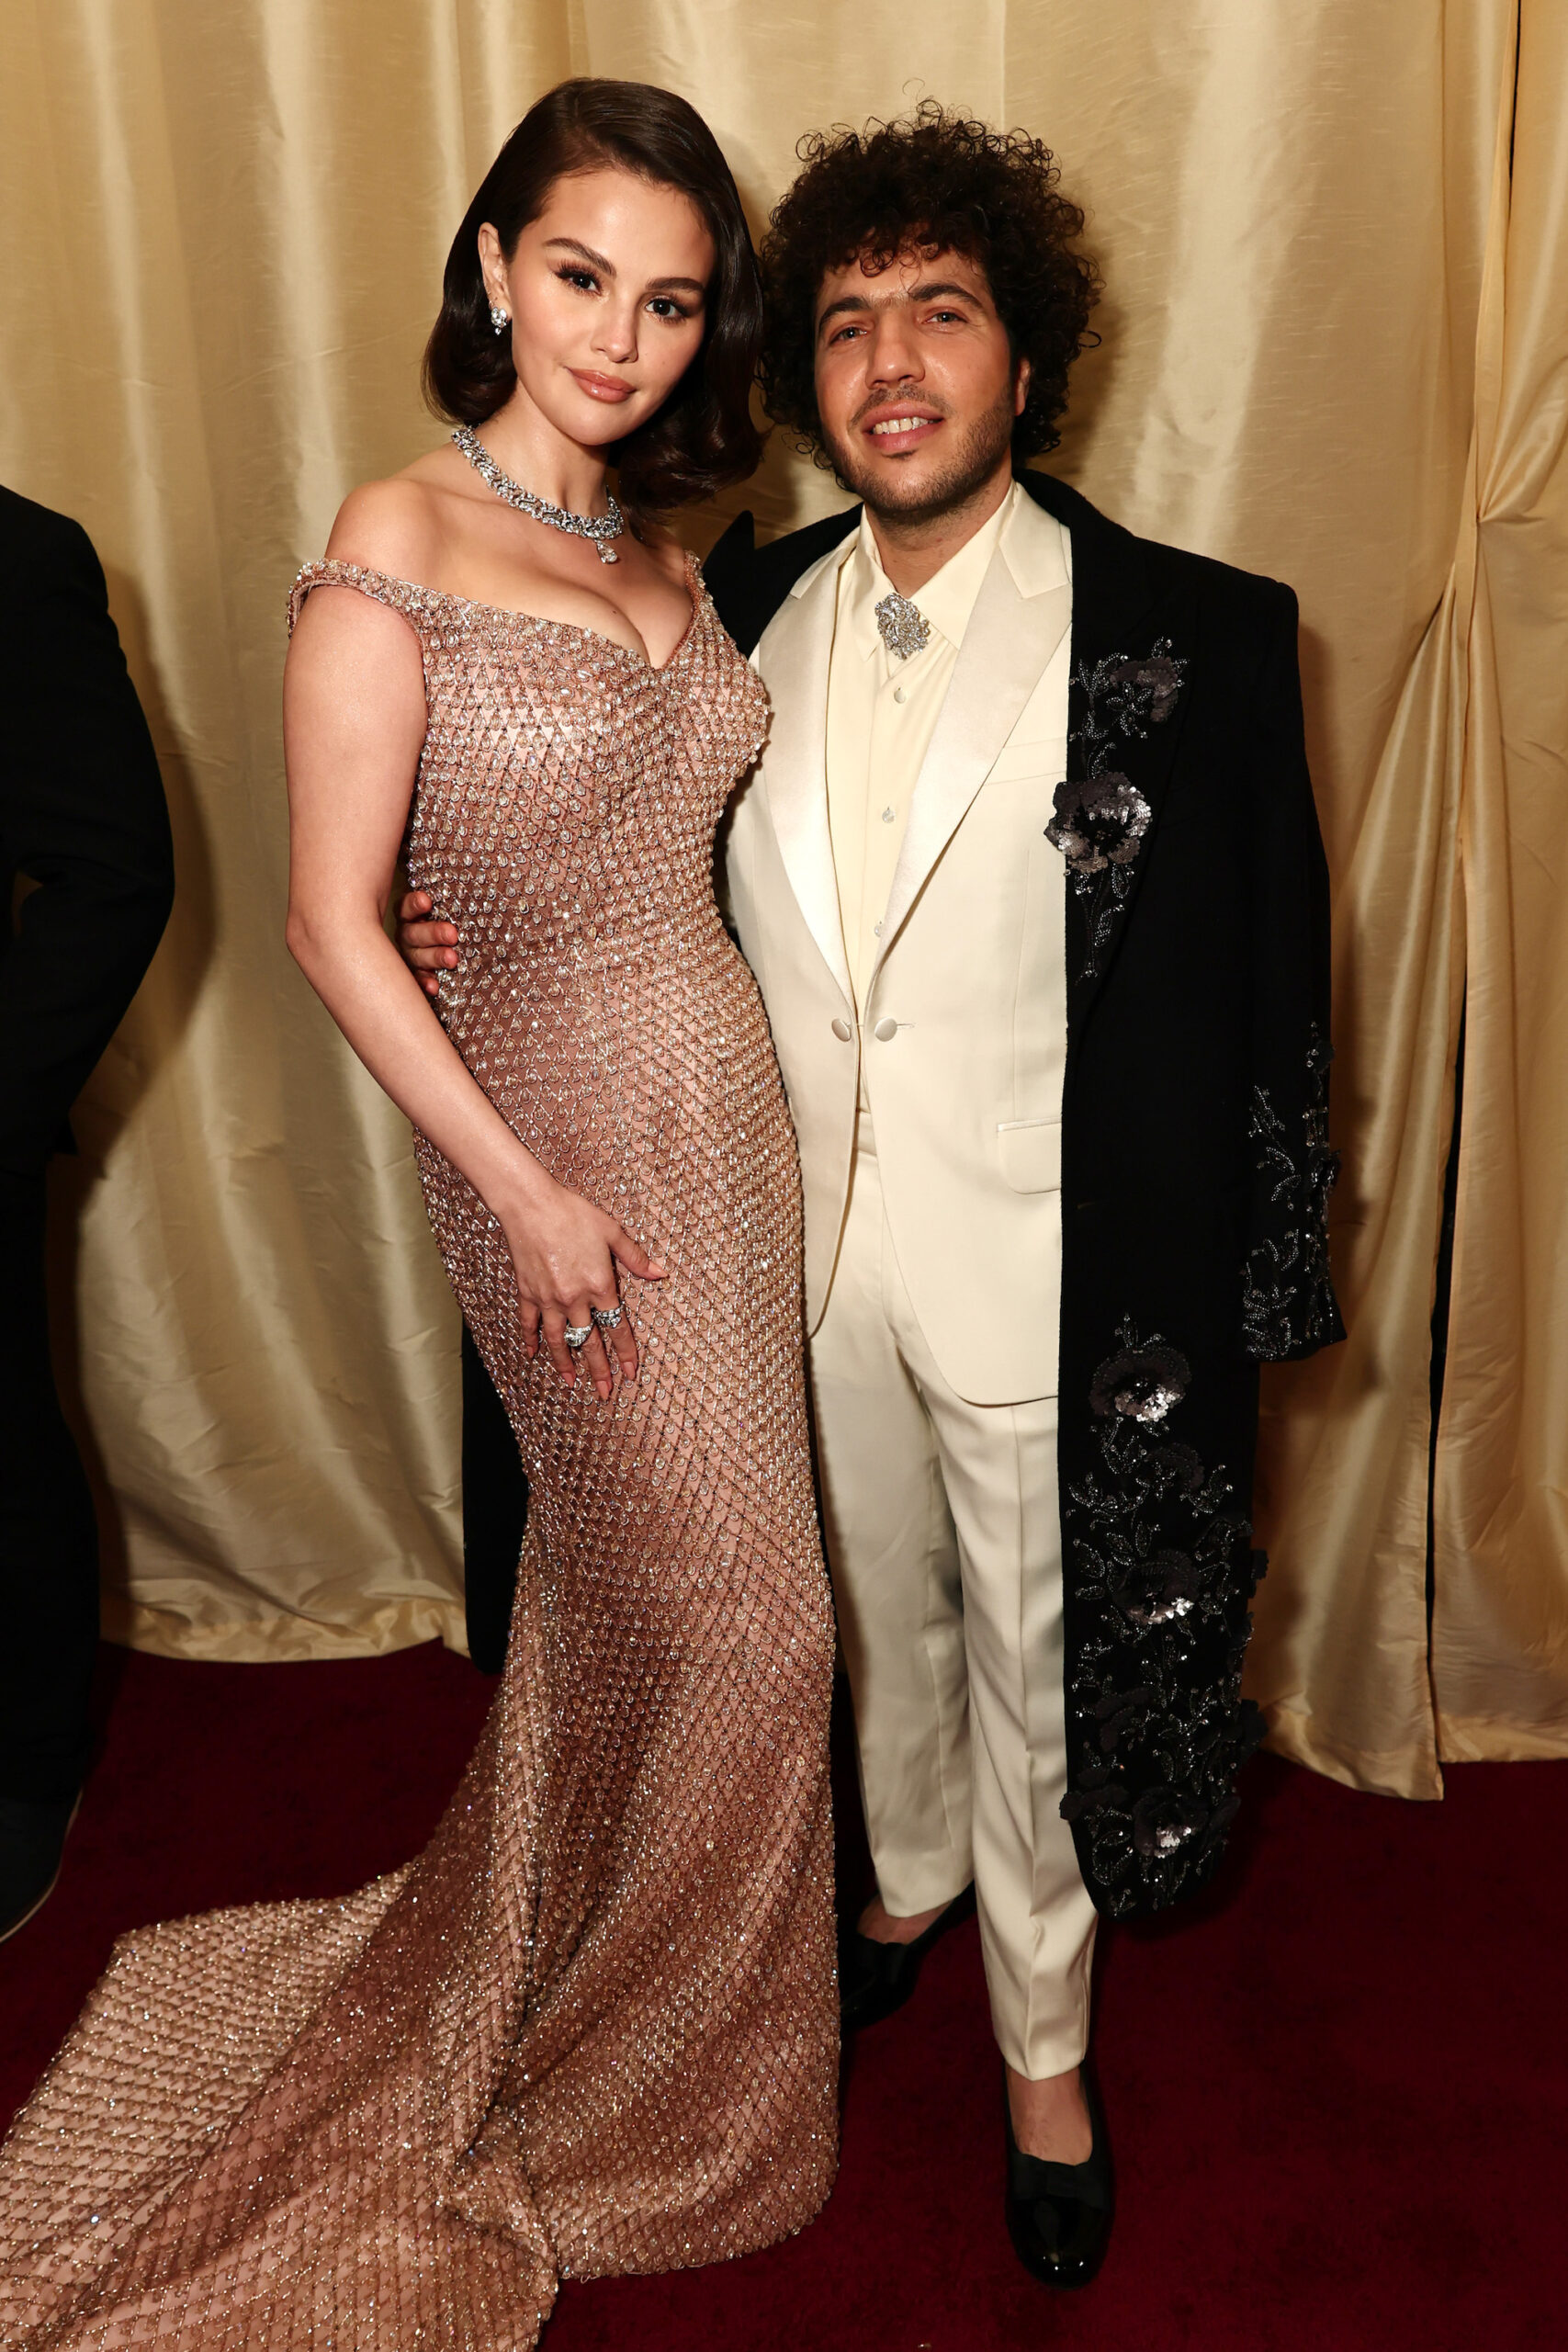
[2,4,1563,1787]
[1429,0,1568,1765]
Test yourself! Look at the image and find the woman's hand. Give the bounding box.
[374,895,661,1399]
[500,1175,666,1398]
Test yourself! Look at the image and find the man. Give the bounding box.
[400,107,1341,2287]
[0,486,175,1939]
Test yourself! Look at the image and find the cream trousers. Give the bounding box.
[809,1131,1098,2079]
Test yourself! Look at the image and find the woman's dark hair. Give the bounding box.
[758,104,1100,466]
[423,79,763,508]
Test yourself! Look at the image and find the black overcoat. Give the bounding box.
[705,469,1344,1920]
[0,486,174,1174]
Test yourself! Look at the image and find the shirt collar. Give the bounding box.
[841,479,1022,663]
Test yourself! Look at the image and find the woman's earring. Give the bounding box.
[490,304,509,335]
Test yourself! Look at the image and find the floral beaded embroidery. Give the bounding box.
[1046,640,1186,979]
[1060,1319,1265,1915]
[1241,1026,1341,1359]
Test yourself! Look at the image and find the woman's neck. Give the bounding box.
[474,390,614,518]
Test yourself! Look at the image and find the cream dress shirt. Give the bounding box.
[825,481,1021,1011]
[825,480,1022,1104]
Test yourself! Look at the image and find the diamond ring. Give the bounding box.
[591,1304,625,1332]
[563,1324,594,1350]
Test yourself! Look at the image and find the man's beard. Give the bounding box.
[823,381,1017,525]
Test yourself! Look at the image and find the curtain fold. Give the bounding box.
[2,2,1563,1782]
[1431,0,1568,1762]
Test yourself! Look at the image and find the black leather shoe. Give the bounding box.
[839,1883,975,2031]
[1004,2070,1114,2290]
[0,1792,80,1943]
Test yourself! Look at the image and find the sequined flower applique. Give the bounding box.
[1242,1026,1342,1359]
[1061,1317,1264,1916]
[1047,641,1187,979]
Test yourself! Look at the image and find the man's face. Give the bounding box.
[812,244,1029,520]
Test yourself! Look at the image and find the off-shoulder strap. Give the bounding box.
[287,559,445,639]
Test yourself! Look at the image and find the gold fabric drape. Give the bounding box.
[1431,0,1568,1763]
[2,5,1563,1786]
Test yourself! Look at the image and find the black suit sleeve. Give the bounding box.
[699,511,758,645]
[0,510,175,1172]
[1240,586,1344,1361]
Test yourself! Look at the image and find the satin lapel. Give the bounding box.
[1048,488,1196,1046]
[754,553,854,1003]
[874,555,1072,974]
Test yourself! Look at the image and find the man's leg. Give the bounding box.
[880,1220,1099,2159]
[0,1171,97,1936]
[809,1137,973,1923]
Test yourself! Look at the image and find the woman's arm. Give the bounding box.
[282,582,662,1396]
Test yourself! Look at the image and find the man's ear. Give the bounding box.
[1013,356,1032,419]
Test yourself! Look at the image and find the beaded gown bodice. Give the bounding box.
[0,553,839,2350]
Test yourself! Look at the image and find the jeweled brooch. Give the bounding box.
[874,590,931,662]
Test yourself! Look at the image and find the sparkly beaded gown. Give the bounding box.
[0,552,839,2348]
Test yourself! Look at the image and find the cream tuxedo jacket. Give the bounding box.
[723,493,1073,1405]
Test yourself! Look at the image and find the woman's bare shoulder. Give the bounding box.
[324,469,451,584]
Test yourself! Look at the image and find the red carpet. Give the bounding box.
[2,1641,1558,2350]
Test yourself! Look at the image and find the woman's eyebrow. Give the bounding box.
[546,236,615,274]
[544,238,704,297]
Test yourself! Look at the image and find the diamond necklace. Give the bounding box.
[451,424,625,564]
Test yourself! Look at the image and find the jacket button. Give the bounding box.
[873,1017,898,1042]
[830,1017,852,1042]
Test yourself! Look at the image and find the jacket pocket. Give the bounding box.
[998,1116,1061,1193]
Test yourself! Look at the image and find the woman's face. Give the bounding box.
[479,167,716,449]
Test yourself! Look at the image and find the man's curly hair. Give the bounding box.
[758,105,1100,466]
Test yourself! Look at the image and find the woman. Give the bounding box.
[0,80,838,2347]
